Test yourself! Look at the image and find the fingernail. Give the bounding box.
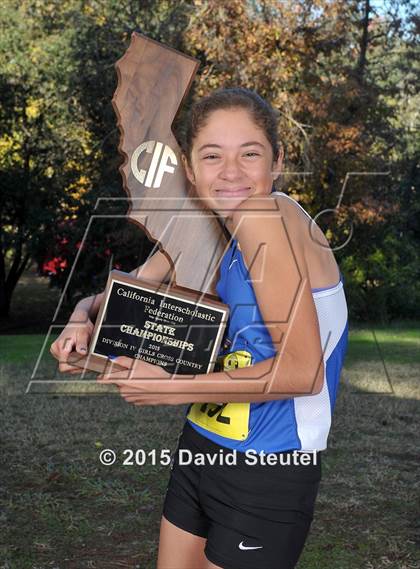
[108,355,117,361]
[79,347,87,353]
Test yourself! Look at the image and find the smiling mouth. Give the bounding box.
[215,187,252,197]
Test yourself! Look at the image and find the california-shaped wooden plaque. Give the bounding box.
[113,32,227,294]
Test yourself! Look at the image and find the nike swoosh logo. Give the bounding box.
[229,259,237,270]
[238,541,263,550]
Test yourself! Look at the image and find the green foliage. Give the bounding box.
[0,0,189,316]
[0,0,96,316]
[0,0,418,322]
[342,231,420,322]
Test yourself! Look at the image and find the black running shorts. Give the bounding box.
[162,420,322,569]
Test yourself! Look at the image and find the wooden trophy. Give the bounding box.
[67,33,269,397]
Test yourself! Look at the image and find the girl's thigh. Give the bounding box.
[157,514,213,569]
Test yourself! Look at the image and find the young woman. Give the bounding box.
[51,88,349,569]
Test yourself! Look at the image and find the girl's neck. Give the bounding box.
[224,215,234,235]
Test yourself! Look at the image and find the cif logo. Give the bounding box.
[130,140,178,188]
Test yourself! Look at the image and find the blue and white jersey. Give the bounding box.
[186,193,349,453]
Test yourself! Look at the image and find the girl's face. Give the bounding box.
[183,107,282,217]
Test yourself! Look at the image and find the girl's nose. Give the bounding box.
[219,157,242,181]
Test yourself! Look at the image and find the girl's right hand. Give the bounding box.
[50,313,95,374]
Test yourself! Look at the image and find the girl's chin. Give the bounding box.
[211,195,250,213]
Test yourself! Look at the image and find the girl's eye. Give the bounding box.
[201,152,260,160]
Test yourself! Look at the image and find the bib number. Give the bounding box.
[187,350,252,441]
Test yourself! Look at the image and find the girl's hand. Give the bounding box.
[97,356,181,406]
[50,312,94,374]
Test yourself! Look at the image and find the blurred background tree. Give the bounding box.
[0,0,418,324]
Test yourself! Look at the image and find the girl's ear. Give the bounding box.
[271,143,284,181]
[181,154,196,185]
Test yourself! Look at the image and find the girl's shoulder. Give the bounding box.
[270,191,314,224]
[229,191,330,258]
[228,191,308,248]
[270,191,331,248]
[271,193,340,288]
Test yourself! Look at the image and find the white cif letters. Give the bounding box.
[130,140,178,188]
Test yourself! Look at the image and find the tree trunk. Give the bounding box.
[0,237,10,319]
[0,282,11,319]
[357,0,370,81]
[0,251,30,320]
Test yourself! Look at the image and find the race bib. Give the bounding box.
[187,350,252,441]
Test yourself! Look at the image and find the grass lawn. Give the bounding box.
[1,324,419,568]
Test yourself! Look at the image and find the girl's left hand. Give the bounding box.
[97,356,178,405]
